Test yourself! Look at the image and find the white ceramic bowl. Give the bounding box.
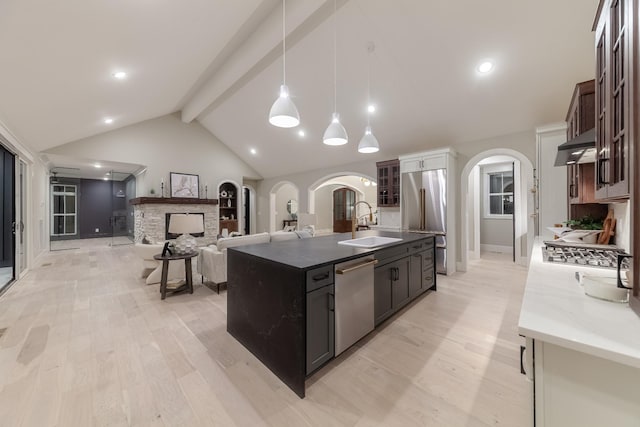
[581,275,629,303]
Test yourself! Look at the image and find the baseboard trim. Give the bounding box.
[480,244,513,254]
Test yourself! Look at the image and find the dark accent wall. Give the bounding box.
[51,176,135,241]
[79,179,113,238]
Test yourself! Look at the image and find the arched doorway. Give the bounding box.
[269,181,299,233]
[459,149,535,272]
[333,187,356,232]
[307,173,375,234]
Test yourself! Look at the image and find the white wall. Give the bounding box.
[45,113,261,197]
[536,123,568,240]
[612,201,630,252]
[313,184,339,230]
[275,183,297,230]
[255,161,377,233]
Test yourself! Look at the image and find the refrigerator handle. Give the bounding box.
[420,188,426,230]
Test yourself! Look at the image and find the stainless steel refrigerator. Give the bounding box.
[402,169,447,274]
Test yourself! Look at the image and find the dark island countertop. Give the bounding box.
[228,230,433,270]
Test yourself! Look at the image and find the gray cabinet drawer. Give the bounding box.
[306,265,334,292]
[375,244,408,263]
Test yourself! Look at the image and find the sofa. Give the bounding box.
[198,229,313,287]
[133,243,197,285]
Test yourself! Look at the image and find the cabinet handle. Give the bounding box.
[335,259,378,274]
[312,272,330,281]
[569,183,575,198]
[598,157,610,185]
[394,267,399,281]
[328,293,335,311]
[520,345,526,375]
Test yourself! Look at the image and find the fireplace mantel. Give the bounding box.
[130,197,218,205]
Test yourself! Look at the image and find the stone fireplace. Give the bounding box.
[130,197,218,245]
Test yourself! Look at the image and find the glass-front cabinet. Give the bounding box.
[376,159,400,207]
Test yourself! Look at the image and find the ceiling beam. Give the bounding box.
[181,0,349,123]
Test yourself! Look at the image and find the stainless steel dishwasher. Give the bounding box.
[334,256,378,356]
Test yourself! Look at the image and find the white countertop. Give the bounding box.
[518,238,640,369]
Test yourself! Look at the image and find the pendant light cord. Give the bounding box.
[333,0,337,112]
[282,0,286,85]
[367,46,371,126]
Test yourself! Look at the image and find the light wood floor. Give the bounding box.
[0,244,531,426]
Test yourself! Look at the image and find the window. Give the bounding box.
[51,184,77,236]
[485,170,513,217]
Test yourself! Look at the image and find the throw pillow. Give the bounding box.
[295,230,312,239]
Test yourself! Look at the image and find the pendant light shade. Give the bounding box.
[323,112,348,146]
[269,0,300,128]
[358,126,379,153]
[269,85,300,128]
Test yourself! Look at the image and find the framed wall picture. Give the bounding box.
[170,172,199,198]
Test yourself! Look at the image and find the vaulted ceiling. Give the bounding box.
[0,0,599,178]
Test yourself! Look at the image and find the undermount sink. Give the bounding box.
[338,236,403,248]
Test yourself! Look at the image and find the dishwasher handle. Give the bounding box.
[335,259,378,274]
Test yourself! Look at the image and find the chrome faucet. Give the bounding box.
[352,200,373,239]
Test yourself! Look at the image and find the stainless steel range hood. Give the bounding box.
[554,128,596,166]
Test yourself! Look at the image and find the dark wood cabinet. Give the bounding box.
[306,283,334,375]
[568,163,597,204]
[219,182,238,233]
[410,248,435,298]
[566,80,596,206]
[594,0,631,201]
[374,237,435,325]
[628,0,640,317]
[376,159,400,207]
[374,258,409,325]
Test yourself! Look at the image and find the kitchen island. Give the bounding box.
[519,238,640,426]
[227,230,436,397]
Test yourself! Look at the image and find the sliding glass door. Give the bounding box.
[0,145,15,292]
[110,171,135,246]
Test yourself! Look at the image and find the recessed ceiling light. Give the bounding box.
[250,148,257,155]
[367,104,376,113]
[477,61,494,74]
[298,130,305,137]
[94,164,102,168]
[104,118,113,124]
[112,71,127,79]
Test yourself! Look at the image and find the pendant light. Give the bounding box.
[269,0,300,128]
[358,42,380,153]
[323,0,348,146]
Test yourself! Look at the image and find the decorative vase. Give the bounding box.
[227,199,231,208]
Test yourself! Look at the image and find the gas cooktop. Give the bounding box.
[542,241,629,269]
